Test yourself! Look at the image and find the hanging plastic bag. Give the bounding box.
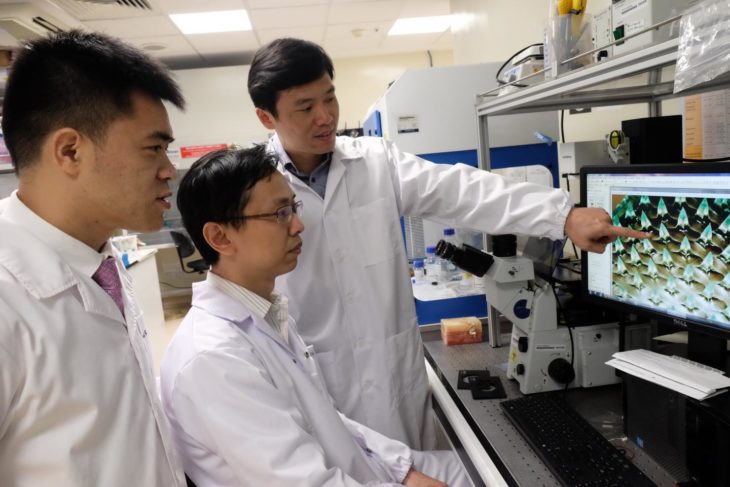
[674,0,730,94]
[545,0,594,78]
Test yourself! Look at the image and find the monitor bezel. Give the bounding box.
[580,162,730,342]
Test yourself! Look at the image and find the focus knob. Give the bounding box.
[518,336,528,353]
[515,364,525,375]
[548,358,575,384]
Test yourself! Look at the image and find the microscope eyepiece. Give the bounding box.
[435,239,494,277]
[492,234,517,257]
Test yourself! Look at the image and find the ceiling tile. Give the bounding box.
[185,31,259,54]
[155,0,248,14]
[248,4,328,29]
[324,21,388,46]
[399,0,450,17]
[125,35,199,58]
[246,0,327,8]
[379,32,443,51]
[257,26,325,45]
[84,16,180,38]
[328,1,405,24]
[330,0,397,3]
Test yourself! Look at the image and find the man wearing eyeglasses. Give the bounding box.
[248,37,650,452]
[160,146,471,487]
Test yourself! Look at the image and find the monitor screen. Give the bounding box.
[581,163,730,341]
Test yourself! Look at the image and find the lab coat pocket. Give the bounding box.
[351,197,400,267]
[384,328,424,402]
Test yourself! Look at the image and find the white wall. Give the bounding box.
[334,50,453,130]
[447,0,686,143]
[448,0,612,65]
[165,49,454,167]
[450,0,552,65]
[166,65,263,155]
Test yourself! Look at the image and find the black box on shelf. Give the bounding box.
[621,115,683,165]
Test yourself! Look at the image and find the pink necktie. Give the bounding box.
[92,257,125,317]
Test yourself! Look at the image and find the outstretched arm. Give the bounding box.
[564,207,651,253]
[403,467,448,487]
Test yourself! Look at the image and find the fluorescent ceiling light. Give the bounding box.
[388,15,453,36]
[170,9,251,35]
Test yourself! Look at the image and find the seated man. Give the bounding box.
[161,146,471,487]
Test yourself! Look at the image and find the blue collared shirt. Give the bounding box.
[283,153,332,200]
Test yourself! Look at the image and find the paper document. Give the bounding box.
[606,349,730,401]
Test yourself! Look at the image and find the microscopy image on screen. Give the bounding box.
[610,194,730,325]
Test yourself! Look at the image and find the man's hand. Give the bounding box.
[402,467,448,487]
[564,207,651,254]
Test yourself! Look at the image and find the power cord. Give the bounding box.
[495,43,544,88]
[551,281,575,394]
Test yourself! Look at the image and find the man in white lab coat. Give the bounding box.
[0,31,187,485]
[248,38,650,450]
[161,146,471,487]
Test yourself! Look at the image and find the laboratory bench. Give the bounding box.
[422,330,680,487]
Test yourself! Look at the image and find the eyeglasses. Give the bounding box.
[227,200,303,225]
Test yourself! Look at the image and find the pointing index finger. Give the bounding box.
[610,225,651,240]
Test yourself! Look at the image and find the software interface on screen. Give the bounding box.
[585,171,730,331]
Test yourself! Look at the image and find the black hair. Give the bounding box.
[248,37,334,117]
[177,146,279,265]
[1,29,185,174]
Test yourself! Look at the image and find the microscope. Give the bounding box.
[436,236,620,395]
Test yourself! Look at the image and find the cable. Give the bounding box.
[683,156,730,162]
[495,43,544,87]
[560,109,566,143]
[551,281,575,394]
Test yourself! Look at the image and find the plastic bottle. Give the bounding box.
[424,246,441,283]
[440,228,460,281]
[411,259,426,285]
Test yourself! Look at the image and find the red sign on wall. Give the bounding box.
[180,143,228,159]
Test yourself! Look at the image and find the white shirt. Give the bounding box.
[207,271,289,345]
[160,278,414,486]
[271,135,572,450]
[0,191,185,486]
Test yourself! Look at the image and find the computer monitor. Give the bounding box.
[581,163,730,369]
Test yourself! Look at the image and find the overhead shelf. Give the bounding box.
[475,37,730,171]
[475,38,730,117]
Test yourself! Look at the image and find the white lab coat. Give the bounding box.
[160,280,415,486]
[0,220,185,486]
[271,135,572,449]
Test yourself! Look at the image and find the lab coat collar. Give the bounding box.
[0,220,124,322]
[0,219,77,299]
[268,134,362,173]
[2,190,109,277]
[267,134,363,210]
[191,280,290,349]
[322,136,363,211]
[334,136,365,161]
